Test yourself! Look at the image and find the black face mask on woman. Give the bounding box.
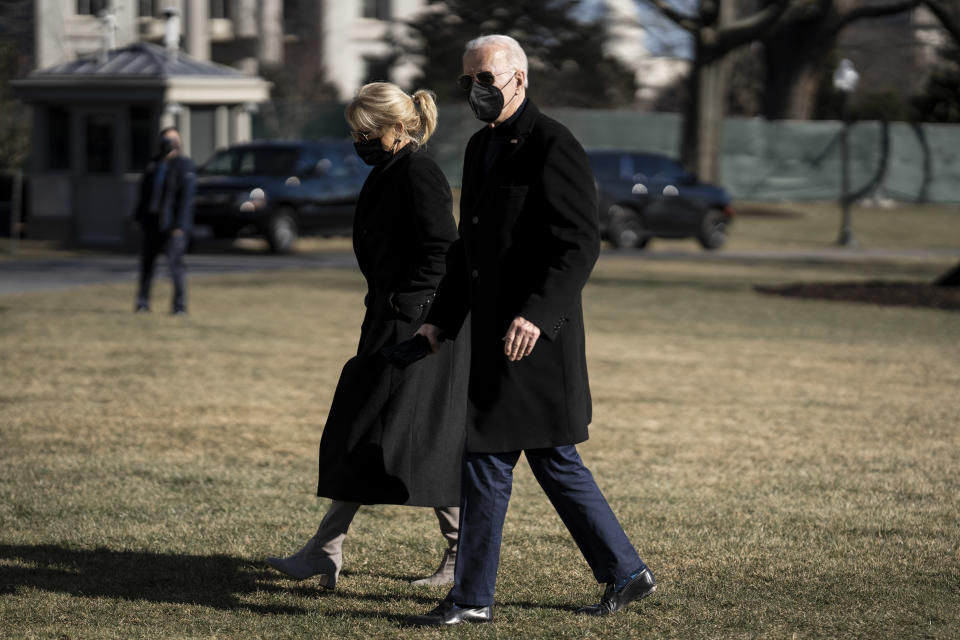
[353,138,393,166]
[468,82,505,123]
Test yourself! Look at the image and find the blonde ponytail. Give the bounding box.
[411,89,438,146]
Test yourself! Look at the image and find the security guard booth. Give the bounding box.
[12,41,270,245]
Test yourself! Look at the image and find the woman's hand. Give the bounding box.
[415,323,443,353]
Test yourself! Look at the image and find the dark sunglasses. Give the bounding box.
[457,69,514,91]
[350,130,374,142]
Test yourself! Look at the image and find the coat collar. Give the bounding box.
[463,100,540,214]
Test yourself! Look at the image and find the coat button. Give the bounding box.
[471,269,479,278]
[471,216,479,224]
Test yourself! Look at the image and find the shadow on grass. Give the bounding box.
[342,570,576,613]
[1,545,588,620]
[0,544,306,614]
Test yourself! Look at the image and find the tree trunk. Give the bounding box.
[680,37,703,173]
[761,14,838,120]
[680,1,735,183]
[693,51,732,182]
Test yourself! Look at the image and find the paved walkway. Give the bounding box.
[0,251,358,296]
[1,247,957,297]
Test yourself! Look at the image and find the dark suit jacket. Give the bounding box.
[134,155,196,233]
[426,100,601,453]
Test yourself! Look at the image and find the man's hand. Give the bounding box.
[415,323,443,353]
[503,316,540,362]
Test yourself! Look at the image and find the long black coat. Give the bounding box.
[316,147,467,507]
[426,101,600,453]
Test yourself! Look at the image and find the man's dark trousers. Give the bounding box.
[448,445,645,607]
[137,218,187,312]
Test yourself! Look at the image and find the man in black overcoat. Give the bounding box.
[133,127,195,314]
[408,35,656,626]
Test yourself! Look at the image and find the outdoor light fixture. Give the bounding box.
[833,59,860,246]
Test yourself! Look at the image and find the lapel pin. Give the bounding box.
[510,139,518,144]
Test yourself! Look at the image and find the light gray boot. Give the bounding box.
[266,500,361,589]
[411,506,459,586]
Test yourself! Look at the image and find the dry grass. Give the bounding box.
[1,209,959,638]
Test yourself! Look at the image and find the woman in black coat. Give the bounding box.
[266,83,467,589]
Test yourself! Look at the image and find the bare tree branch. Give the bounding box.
[922,0,960,44]
[643,0,701,32]
[715,0,793,52]
[833,0,922,34]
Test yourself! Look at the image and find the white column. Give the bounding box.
[232,0,257,37]
[235,108,252,143]
[184,0,210,61]
[257,0,283,66]
[177,105,191,158]
[215,105,230,150]
[36,0,68,68]
[113,0,137,48]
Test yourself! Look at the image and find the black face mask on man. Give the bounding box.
[159,137,180,156]
[353,138,394,166]
[468,81,505,123]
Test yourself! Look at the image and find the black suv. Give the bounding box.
[194,140,370,252]
[588,150,734,250]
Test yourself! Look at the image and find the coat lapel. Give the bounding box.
[462,101,541,221]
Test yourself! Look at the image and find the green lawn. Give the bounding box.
[1,205,959,638]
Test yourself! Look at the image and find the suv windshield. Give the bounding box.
[200,147,300,176]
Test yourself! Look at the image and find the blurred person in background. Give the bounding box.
[266,83,467,589]
[133,127,195,315]
[407,35,655,626]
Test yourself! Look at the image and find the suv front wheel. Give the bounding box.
[698,209,728,250]
[266,207,298,254]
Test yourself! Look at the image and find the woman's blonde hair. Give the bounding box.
[345,82,438,148]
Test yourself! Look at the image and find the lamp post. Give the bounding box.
[833,59,860,246]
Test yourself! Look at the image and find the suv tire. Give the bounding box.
[266,208,298,254]
[698,209,727,250]
[609,206,649,249]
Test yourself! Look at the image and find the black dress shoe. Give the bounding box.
[576,567,656,616]
[405,599,493,626]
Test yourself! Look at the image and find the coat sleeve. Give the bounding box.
[175,158,196,232]
[517,131,600,340]
[390,156,458,320]
[424,236,470,339]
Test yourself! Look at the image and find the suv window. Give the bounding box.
[631,154,686,182]
[200,147,300,176]
[316,145,362,177]
[590,153,624,179]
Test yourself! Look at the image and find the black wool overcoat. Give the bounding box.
[426,101,601,453]
[316,147,467,506]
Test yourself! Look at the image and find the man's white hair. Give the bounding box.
[464,34,529,88]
